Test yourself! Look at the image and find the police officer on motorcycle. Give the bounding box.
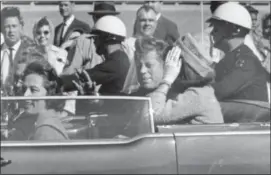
[208,2,268,102]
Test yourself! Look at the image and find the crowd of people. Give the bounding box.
[0,1,270,140]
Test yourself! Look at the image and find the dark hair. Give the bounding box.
[135,36,169,63]
[1,7,24,31]
[23,60,65,111]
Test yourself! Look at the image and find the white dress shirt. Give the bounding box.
[1,40,21,84]
[62,15,75,38]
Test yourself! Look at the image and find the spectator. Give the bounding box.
[54,1,91,47]
[1,7,32,89]
[33,16,68,76]
[132,37,223,124]
[8,59,68,141]
[133,5,158,38]
[208,2,268,102]
[261,13,271,103]
[244,4,265,62]
[139,0,180,45]
[260,13,271,74]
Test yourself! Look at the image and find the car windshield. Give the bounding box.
[1,96,154,141]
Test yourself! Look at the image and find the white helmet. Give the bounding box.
[209,2,252,29]
[93,15,126,39]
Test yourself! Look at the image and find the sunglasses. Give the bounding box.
[36,31,50,35]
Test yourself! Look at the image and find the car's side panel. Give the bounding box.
[175,132,270,174]
[1,134,177,174]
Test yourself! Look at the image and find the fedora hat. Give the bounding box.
[88,2,120,15]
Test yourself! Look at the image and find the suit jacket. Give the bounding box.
[54,18,91,47]
[153,15,180,45]
[1,40,32,90]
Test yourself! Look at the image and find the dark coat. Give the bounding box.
[54,18,91,47]
[153,15,180,45]
[61,49,130,95]
[212,44,268,102]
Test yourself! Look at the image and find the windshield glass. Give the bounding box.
[1,96,154,141]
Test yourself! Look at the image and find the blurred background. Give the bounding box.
[1,1,270,39]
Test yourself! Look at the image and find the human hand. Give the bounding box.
[72,69,98,95]
[163,46,182,85]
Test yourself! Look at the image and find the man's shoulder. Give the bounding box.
[160,15,177,27]
[73,18,90,28]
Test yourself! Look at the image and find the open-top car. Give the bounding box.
[1,96,270,174]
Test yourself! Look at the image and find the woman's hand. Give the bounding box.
[72,69,98,95]
[163,46,182,85]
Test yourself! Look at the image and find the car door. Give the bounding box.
[171,124,270,174]
[1,133,178,174]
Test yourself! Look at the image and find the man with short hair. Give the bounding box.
[54,1,91,47]
[140,0,180,45]
[1,7,32,93]
[134,5,158,37]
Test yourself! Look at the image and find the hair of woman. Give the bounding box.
[32,16,55,44]
[23,59,65,111]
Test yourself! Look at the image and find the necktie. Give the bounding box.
[59,22,66,46]
[8,47,14,68]
[1,48,13,85]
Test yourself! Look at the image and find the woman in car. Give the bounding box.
[8,59,69,141]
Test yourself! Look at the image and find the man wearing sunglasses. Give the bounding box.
[1,7,32,93]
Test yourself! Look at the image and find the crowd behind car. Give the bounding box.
[0,1,270,141]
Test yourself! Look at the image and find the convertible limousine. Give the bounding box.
[1,96,270,174]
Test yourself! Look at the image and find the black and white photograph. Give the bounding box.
[0,0,270,174]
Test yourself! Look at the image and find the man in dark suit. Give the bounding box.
[134,1,180,45]
[1,7,32,94]
[54,1,91,47]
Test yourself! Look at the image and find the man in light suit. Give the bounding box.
[1,7,32,93]
[133,1,180,45]
[54,1,91,48]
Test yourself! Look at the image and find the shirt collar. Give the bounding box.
[2,40,21,52]
[64,15,75,26]
[156,13,161,20]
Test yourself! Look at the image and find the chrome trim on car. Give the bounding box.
[1,133,174,147]
[1,96,151,101]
